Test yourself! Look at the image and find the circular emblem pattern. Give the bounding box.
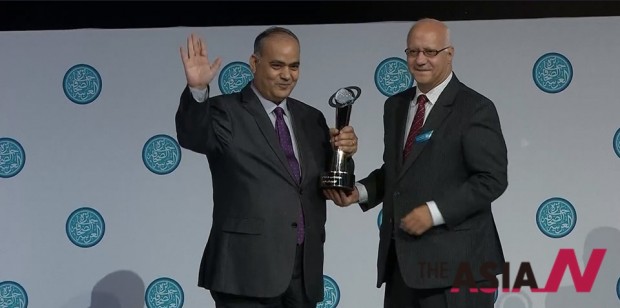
[377,209,383,230]
[66,207,105,248]
[0,138,25,178]
[145,277,184,308]
[142,135,181,175]
[374,57,413,97]
[317,275,340,308]
[0,281,28,308]
[614,128,620,158]
[536,197,577,238]
[496,293,532,308]
[532,53,573,93]
[218,61,254,94]
[63,64,102,104]
[616,276,620,300]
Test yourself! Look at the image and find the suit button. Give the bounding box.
[291,222,298,228]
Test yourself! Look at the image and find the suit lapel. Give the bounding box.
[397,77,459,181]
[240,86,298,187]
[287,100,312,186]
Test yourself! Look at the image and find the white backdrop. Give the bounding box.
[1,17,620,308]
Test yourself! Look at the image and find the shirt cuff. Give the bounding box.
[426,201,445,226]
[355,182,368,203]
[189,86,208,103]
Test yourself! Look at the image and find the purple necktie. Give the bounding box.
[274,106,304,244]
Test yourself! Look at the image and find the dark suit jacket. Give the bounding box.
[359,75,508,289]
[175,84,333,301]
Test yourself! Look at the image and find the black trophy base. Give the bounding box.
[320,171,355,191]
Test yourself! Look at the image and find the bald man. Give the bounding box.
[325,18,508,308]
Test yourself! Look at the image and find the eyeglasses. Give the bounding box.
[404,46,451,58]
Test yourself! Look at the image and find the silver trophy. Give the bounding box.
[320,86,361,191]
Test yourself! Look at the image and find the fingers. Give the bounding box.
[323,188,358,207]
[323,189,337,201]
[339,126,355,134]
[179,46,187,65]
[400,215,424,236]
[185,33,207,59]
[187,34,195,58]
[334,127,358,156]
[198,37,206,57]
[399,206,432,236]
[323,189,344,205]
[329,128,339,149]
[192,34,203,58]
[330,190,346,205]
[181,34,196,65]
[212,57,223,72]
[331,126,358,152]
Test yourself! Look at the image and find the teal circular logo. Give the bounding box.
[533,53,573,93]
[614,128,620,158]
[377,209,383,229]
[66,207,105,248]
[616,276,619,300]
[317,275,340,308]
[0,281,28,308]
[0,138,25,178]
[536,197,576,238]
[63,64,102,104]
[374,57,413,97]
[142,135,181,175]
[145,277,184,308]
[218,61,253,94]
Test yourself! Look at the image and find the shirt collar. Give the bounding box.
[251,83,289,116]
[414,72,454,106]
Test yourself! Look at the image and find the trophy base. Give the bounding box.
[320,171,355,191]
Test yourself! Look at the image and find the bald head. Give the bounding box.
[405,18,454,93]
[407,18,451,48]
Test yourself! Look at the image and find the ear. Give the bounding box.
[249,54,258,74]
[447,46,454,63]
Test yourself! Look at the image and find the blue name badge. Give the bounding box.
[415,130,433,143]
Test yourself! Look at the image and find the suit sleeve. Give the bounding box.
[175,85,232,155]
[358,99,392,212]
[358,164,386,212]
[436,98,508,228]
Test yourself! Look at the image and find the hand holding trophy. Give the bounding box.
[320,86,361,191]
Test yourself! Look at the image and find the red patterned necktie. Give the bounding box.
[403,94,427,160]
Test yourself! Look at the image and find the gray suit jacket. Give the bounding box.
[175,84,335,301]
[359,75,508,289]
